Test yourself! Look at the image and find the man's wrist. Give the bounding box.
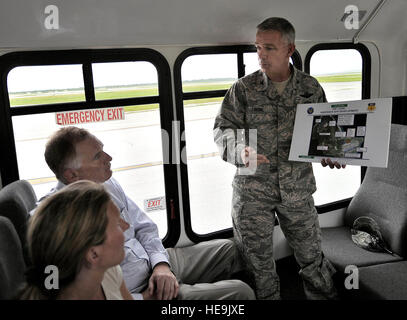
[153,262,170,270]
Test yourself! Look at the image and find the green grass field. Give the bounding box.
[314,73,361,83]
[9,73,361,111]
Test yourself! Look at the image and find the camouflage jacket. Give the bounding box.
[214,65,327,204]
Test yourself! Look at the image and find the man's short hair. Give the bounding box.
[256,17,295,45]
[44,127,95,183]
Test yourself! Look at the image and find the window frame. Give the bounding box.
[0,48,180,247]
[173,45,302,241]
[304,42,371,213]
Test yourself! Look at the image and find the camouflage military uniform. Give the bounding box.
[213,65,337,300]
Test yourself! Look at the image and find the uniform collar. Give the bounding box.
[256,64,297,93]
[256,70,269,91]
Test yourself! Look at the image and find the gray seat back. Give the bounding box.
[0,180,37,262]
[344,124,407,257]
[0,216,26,299]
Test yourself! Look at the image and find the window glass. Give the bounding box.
[309,49,363,205]
[182,53,239,234]
[9,63,167,238]
[183,97,235,234]
[182,54,237,92]
[8,65,85,106]
[243,52,259,75]
[92,61,159,104]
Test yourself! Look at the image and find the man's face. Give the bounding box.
[71,137,113,183]
[255,30,294,80]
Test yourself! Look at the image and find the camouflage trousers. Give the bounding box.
[232,189,338,300]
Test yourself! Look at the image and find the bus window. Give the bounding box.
[92,61,158,100]
[182,54,237,92]
[310,49,362,102]
[3,50,177,241]
[308,47,365,206]
[181,53,238,235]
[8,65,85,107]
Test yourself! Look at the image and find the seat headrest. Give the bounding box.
[0,180,37,264]
[0,180,37,213]
[389,124,407,151]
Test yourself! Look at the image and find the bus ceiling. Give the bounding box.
[0,0,405,49]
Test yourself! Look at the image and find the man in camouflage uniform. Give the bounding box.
[214,17,342,300]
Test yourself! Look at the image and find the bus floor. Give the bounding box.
[276,255,307,300]
[236,254,344,300]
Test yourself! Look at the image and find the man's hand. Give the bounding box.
[146,263,179,300]
[141,287,156,300]
[241,146,270,167]
[321,158,346,169]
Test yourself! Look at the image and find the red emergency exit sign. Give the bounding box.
[56,107,125,125]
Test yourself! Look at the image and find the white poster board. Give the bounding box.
[289,98,392,167]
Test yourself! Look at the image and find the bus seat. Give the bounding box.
[321,123,407,274]
[354,261,407,300]
[0,179,37,264]
[0,216,26,300]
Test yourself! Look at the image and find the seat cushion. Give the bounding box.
[321,226,402,273]
[357,261,407,299]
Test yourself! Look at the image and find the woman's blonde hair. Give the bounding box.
[19,180,111,300]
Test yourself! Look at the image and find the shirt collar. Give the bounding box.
[55,180,66,191]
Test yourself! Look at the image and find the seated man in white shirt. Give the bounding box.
[32,126,255,300]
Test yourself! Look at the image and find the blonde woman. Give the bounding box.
[19,180,133,300]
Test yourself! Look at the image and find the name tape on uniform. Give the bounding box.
[55,107,125,125]
[144,196,166,212]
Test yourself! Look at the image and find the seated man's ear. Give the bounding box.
[62,168,79,184]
